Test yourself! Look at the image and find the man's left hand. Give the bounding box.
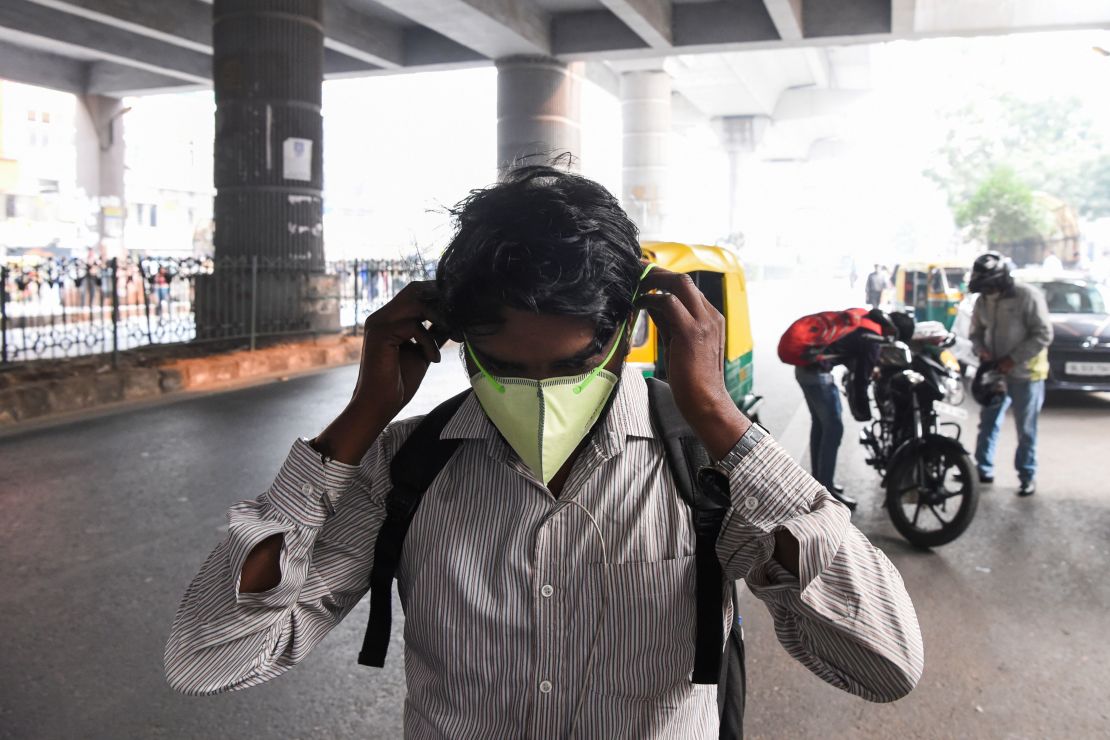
[636,264,751,459]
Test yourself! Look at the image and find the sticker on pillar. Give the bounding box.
[283,137,313,181]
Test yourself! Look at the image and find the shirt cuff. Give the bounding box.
[266,438,364,528]
[742,489,852,616]
[226,499,302,608]
[722,435,826,534]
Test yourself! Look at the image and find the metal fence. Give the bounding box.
[0,255,429,365]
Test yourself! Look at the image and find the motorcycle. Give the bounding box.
[841,314,979,548]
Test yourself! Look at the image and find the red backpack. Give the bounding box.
[777,308,882,366]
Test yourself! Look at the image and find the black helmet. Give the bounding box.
[890,312,916,343]
[968,251,1014,294]
[971,361,1007,406]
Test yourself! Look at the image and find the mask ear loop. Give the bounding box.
[464,339,506,394]
[572,263,657,395]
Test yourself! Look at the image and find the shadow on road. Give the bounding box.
[1044,390,1110,411]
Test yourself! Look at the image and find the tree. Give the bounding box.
[954,166,1049,247]
[926,95,1110,219]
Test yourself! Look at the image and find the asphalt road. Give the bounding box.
[1,278,1107,739]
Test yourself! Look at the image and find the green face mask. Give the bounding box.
[465,264,654,485]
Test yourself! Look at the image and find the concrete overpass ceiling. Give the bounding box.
[666,48,816,117]
[0,0,1105,98]
[0,24,102,63]
[339,0,421,28]
[662,41,867,121]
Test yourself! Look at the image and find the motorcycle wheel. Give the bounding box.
[885,442,979,548]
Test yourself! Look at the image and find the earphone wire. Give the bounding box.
[555,498,610,737]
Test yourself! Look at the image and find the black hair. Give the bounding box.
[437,165,642,352]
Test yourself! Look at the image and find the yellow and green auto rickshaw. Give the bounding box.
[627,241,763,419]
[889,260,969,330]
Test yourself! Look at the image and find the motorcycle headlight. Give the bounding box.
[942,376,961,399]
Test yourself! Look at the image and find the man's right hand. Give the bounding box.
[351,280,448,420]
[312,281,450,465]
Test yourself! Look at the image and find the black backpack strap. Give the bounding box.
[357,389,470,667]
[645,378,732,685]
[717,582,746,740]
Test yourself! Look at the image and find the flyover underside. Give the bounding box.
[2,1,1106,99]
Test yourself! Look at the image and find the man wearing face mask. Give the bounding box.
[967,251,1053,496]
[166,167,923,737]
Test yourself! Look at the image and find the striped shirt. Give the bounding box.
[165,366,924,738]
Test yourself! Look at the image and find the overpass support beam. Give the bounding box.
[620,70,671,240]
[715,115,769,244]
[496,56,582,174]
[75,95,127,259]
[200,0,338,339]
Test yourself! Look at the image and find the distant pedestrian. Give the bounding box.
[967,252,1053,496]
[154,266,170,317]
[865,264,888,307]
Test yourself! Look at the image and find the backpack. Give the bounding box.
[356,378,746,739]
[777,308,883,366]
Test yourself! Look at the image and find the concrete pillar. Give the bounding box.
[715,115,770,243]
[75,95,127,259]
[620,70,670,239]
[200,0,337,338]
[496,56,582,174]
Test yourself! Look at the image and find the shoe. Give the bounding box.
[832,484,845,494]
[955,472,993,484]
[1018,480,1036,497]
[828,487,858,511]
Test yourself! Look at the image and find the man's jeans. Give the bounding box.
[797,368,843,491]
[975,377,1045,484]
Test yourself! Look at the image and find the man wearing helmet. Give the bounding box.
[967,251,1053,496]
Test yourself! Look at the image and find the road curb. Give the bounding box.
[0,335,362,430]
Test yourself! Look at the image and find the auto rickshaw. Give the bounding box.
[627,241,763,419]
[888,260,969,330]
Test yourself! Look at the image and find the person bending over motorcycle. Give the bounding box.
[967,252,1053,496]
[778,308,888,511]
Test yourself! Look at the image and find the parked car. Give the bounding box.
[953,271,1110,391]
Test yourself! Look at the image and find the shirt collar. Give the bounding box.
[439,363,656,445]
[596,364,656,443]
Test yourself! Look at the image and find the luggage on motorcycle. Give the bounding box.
[844,355,874,422]
[777,308,883,367]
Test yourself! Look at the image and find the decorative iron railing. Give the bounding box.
[0,254,430,365]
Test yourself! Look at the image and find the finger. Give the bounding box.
[428,321,454,347]
[638,267,706,320]
[381,280,447,324]
[414,286,452,329]
[378,316,435,352]
[636,292,692,338]
[410,323,442,363]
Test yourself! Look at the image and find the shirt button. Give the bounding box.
[539,680,552,694]
[743,496,759,511]
[540,584,554,598]
[301,483,315,496]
